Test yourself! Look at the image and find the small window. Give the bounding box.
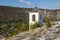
[32,15,35,21]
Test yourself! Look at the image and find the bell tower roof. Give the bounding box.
[31,4,41,12]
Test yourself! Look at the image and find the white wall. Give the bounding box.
[29,12,39,26]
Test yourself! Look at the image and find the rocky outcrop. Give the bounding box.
[11,24,60,40]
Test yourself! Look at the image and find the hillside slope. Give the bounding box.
[0,6,32,23]
[9,23,60,40]
[0,6,60,23]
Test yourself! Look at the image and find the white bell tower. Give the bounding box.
[29,12,39,26]
[29,6,40,26]
[29,6,43,29]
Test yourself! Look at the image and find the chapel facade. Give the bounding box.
[29,7,43,27]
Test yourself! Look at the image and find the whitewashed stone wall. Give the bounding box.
[29,12,39,26]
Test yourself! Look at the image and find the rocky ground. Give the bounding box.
[10,23,60,40]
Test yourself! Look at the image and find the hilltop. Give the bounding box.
[0,5,32,23]
[0,5,60,23]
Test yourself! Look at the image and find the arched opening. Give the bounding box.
[32,15,35,21]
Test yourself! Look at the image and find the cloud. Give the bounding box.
[55,4,60,7]
[19,0,25,3]
[27,2,31,5]
[19,0,31,5]
[51,3,60,7]
[51,3,60,9]
[0,4,4,5]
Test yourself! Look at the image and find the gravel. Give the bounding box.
[12,24,60,40]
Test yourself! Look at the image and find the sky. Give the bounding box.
[0,0,60,9]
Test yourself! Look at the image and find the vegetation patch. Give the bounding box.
[30,22,40,30]
[44,17,51,28]
[0,22,29,37]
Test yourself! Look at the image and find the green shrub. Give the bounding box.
[30,22,40,29]
[0,22,29,37]
[45,17,51,28]
[18,23,29,32]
